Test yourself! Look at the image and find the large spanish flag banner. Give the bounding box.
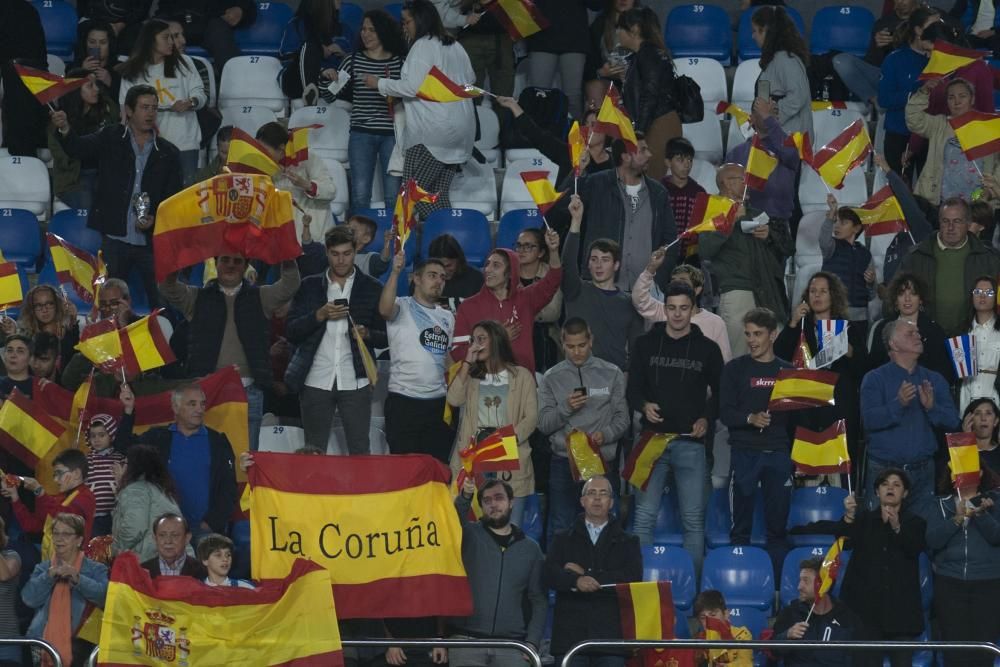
[121,310,176,376]
[416,66,484,102]
[98,552,342,667]
[616,581,675,640]
[948,110,1000,161]
[226,128,280,177]
[14,65,87,105]
[947,432,981,498]
[0,254,22,309]
[811,119,871,190]
[682,193,739,237]
[0,389,65,468]
[816,537,845,600]
[850,185,908,236]
[46,233,106,304]
[623,431,678,491]
[484,0,549,40]
[595,85,638,153]
[791,420,850,475]
[154,172,300,281]
[767,369,837,411]
[521,171,565,215]
[919,40,987,80]
[567,430,606,482]
[247,452,473,619]
[744,135,778,191]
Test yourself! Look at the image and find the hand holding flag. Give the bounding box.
[811,120,872,190]
[919,40,988,80]
[416,66,487,102]
[595,85,638,153]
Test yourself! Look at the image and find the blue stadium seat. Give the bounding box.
[496,209,545,251]
[384,3,403,22]
[31,0,77,60]
[235,1,296,56]
[521,493,542,543]
[48,209,102,255]
[737,6,805,62]
[420,209,492,267]
[350,208,392,252]
[786,486,848,546]
[810,6,876,57]
[780,545,832,608]
[340,2,364,45]
[706,487,766,548]
[700,546,774,613]
[0,208,42,273]
[664,4,732,64]
[674,610,691,638]
[726,605,767,640]
[641,545,696,612]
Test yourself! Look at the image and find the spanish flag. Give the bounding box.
[351,320,379,386]
[121,309,177,376]
[850,185,908,236]
[791,326,813,370]
[75,319,124,374]
[948,432,981,497]
[13,64,87,105]
[811,119,871,190]
[716,101,750,127]
[0,390,65,467]
[816,537,845,600]
[442,361,462,427]
[567,430,606,482]
[784,131,814,166]
[154,172,300,281]
[226,127,280,177]
[811,100,848,111]
[791,420,850,475]
[767,369,838,411]
[484,0,549,40]
[616,581,675,640]
[623,431,678,491]
[683,193,739,237]
[416,66,484,102]
[919,40,988,80]
[948,110,1000,161]
[595,85,638,153]
[98,552,343,666]
[745,135,778,191]
[521,170,565,215]
[702,615,735,664]
[0,255,22,310]
[460,425,520,473]
[46,233,106,304]
[392,179,438,248]
[283,124,322,167]
[568,121,588,177]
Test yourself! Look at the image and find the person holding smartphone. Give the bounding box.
[71,21,122,99]
[750,6,812,136]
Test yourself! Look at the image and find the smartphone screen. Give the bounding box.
[88,47,101,60]
[333,298,348,307]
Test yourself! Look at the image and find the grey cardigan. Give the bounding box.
[759,51,813,135]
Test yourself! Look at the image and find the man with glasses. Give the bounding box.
[899,197,1000,337]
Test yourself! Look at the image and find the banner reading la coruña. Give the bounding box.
[248,452,473,618]
[98,552,342,666]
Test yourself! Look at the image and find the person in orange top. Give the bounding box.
[694,590,753,667]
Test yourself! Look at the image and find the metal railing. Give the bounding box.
[1,638,63,667]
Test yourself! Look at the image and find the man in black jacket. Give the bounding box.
[51,84,183,310]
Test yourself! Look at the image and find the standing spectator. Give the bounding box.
[451,230,562,373]
[378,253,456,464]
[528,0,602,118]
[0,0,47,156]
[449,0,516,101]
[662,138,706,258]
[963,398,1000,473]
[820,194,876,324]
[156,0,257,78]
[538,318,630,535]
[285,226,387,454]
[141,514,207,579]
[372,0,476,219]
[616,7,679,181]
[345,215,392,278]
[860,319,959,505]
[119,19,206,184]
[50,85,183,310]
[750,6,812,136]
[163,16,222,155]
[582,0,636,111]
[0,518,21,667]
[112,444,184,563]
[544,476,641,667]
[428,234,485,310]
[514,227,562,372]
[447,321,538,527]
[84,414,126,537]
[280,0,345,105]
[875,154,935,286]
[71,21,123,99]
[959,276,1000,412]
[16,285,81,370]
[833,0,919,104]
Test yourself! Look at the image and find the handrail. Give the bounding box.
[561,639,1000,667]
[2,638,63,667]
[87,637,542,667]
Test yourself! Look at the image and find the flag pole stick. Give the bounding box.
[541,215,553,231]
[841,458,852,496]
[906,228,916,245]
[804,602,816,625]
[574,176,578,196]
[660,237,682,252]
[972,160,985,180]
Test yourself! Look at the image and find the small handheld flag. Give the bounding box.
[615,581,675,640]
[815,320,848,350]
[416,66,485,102]
[947,334,977,379]
[566,430,606,482]
[919,40,988,80]
[811,120,872,190]
[392,179,438,249]
[948,110,1000,162]
[947,432,981,498]
[622,431,678,490]
[595,85,638,153]
[0,253,23,310]
[716,101,750,127]
[226,128,280,177]
[768,369,838,411]
[850,186,909,237]
[791,421,850,475]
[520,171,565,216]
[815,537,845,602]
[460,425,520,473]
[482,0,550,41]
[283,124,322,167]
[14,65,88,106]
[744,135,778,191]
[811,101,848,111]
[681,193,739,238]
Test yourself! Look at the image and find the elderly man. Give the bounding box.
[141,513,207,579]
[860,319,959,506]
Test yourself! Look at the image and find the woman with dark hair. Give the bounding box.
[615,7,679,181]
[280,0,345,105]
[959,276,1000,412]
[750,5,812,135]
[71,21,121,99]
[48,69,119,210]
[447,320,537,526]
[583,0,637,111]
[368,0,475,219]
[963,397,1000,474]
[428,233,484,307]
[111,444,184,562]
[119,18,206,184]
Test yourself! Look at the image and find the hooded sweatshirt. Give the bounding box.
[626,323,723,435]
[451,249,561,373]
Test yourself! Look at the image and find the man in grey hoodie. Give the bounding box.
[451,479,548,666]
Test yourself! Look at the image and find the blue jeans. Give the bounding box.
[348,130,400,210]
[729,447,792,574]
[864,455,935,511]
[832,53,881,103]
[246,383,264,452]
[632,438,707,573]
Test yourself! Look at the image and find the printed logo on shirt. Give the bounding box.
[420,326,450,356]
[648,356,704,372]
[750,377,776,388]
[588,386,611,396]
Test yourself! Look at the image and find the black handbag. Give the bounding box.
[670,72,704,124]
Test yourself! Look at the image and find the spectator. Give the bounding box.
[280,0,345,105]
[21,513,108,667]
[450,479,547,661]
[451,229,562,373]
[447,320,538,527]
[693,590,753,666]
[860,319,959,505]
[141,513,207,579]
[544,476,641,667]
[538,318,630,535]
[616,8,680,181]
[155,0,257,78]
[820,195,876,324]
[874,154,935,285]
[0,0,47,157]
[0,517,21,667]
[561,196,643,371]
[527,0,602,118]
[75,2,152,57]
[162,16,222,155]
[112,444,184,562]
[719,308,793,569]
[84,414,126,537]
[119,19,206,185]
[771,557,864,667]
[285,226,387,454]
[48,70,119,210]
[514,227,563,372]
[0,335,32,401]
[50,84,183,311]
[833,0,919,104]
[429,234,485,310]
[30,332,62,383]
[582,0,636,111]
[192,125,233,183]
[959,276,1000,412]
[198,533,253,588]
[898,197,1000,337]
[963,397,1000,473]
[662,137,706,258]
[950,0,1000,50]
[700,164,794,357]
[345,215,392,278]
[378,253,456,463]
[71,21,123,99]
[969,200,997,244]
[373,0,476,219]
[750,6,812,136]
[438,0,516,101]
[15,285,80,375]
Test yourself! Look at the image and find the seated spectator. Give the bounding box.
[84,414,126,537]
[429,233,485,311]
[280,0,346,105]
[12,285,80,371]
[75,3,152,57]
[694,590,753,667]
[156,0,257,78]
[112,444,185,562]
[72,21,123,99]
[0,334,33,400]
[30,332,62,383]
[750,6,813,136]
[192,125,232,184]
[21,513,108,667]
[833,0,920,105]
[198,533,254,588]
[959,276,1000,412]
[963,397,1000,473]
[948,0,1000,53]
[662,137,706,259]
[970,200,997,244]
[141,513,207,579]
[514,227,563,372]
[820,196,875,324]
[0,517,21,667]
[345,214,392,278]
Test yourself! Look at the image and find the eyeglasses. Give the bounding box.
[32,301,55,310]
[515,243,539,251]
[583,489,612,498]
[973,288,996,297]
[98,299,123,310]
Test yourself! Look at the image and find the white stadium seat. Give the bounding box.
[682,116,724,164]
[0,155,50,219]
[450,159,498,220]
[501,157,559,216]
[219,55,287,116]
[811,108,865,150]
[288,104,351,165]
[476,106,501,168]
[674,56,728,113]
[689,158,719,194]
[731,59,761,107]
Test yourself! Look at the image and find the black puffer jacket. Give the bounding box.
[622,41,676,132]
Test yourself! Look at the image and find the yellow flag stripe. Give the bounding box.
[791,437,848,468]
[772,378,835,402]
[816,131,870,188]
[0,270,22,307]
[631,583,665,640]
[949,445,980,475]
[627,434,673,489]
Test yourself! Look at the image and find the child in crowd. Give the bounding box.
[694,590,753,667]
[346,215,392,277]
[84,414,126,537]
[0,334,33,400]
[662,137,706,260]
[970,200,996,245]
[198,533,255,588]
[821,194,875,323]
[29,332,61,382]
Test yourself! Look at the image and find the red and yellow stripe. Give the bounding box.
[616,581,675,640]
[520,170,565,215]
[595,86,638,153]
[0,259,22,309]
[0,389,65,467]
[851,185,908,237]
[283,124,322,167]
[919,40,987,80]
[623,431,677,490]
[14,64,88,105]
[791,420,850,475]
[745,135,778,191]
[683,193,739,237]
[416,66,483,102]
[47,233,105,304]
[947,431,981,496]
[768,369,838,411]
[948,110,1000,162]
[122,310,176,375]
[812,119,871,190]
[484,0,549,40]
[716,101,750,127]
[226,128,280,177]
